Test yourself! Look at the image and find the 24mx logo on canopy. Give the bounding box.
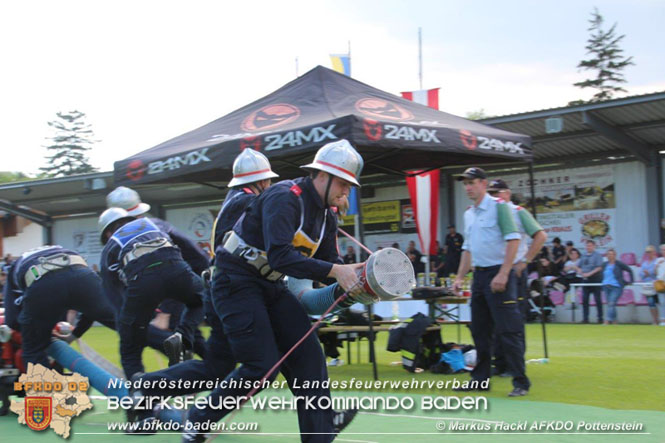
[241,104,301,132]
[355,98,413,121]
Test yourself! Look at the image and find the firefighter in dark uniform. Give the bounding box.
[98,208,204,379]
[183,140,365,443]
[129,149,358,437]
[452,167,531,397]
[132,148,276,401]
[105,186,209,363]
[3,245,116,368]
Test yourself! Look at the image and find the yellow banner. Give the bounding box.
[342,200,401,225]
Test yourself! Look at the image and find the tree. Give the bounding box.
[572,7,634,103]
[40,110,99,177]
[465,109,490,120]
[0,171,30,184]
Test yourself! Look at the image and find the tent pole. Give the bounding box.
[528,161,537,216]
[418,27,423,90]
[356,189,379,380]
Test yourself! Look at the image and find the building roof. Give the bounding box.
[0,172,227,224]
[480,91,665,163]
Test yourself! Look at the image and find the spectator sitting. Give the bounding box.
[537,256,559,278]
[563,248,583,285]
[565,241,574,261]
[640,245,659,325]
[602,248,634,325]
[406,240,424,274]
[343,246,357,264]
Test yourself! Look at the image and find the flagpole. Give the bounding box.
[295,57,299,77]
[348,40,352,77]
[418,27,423,90]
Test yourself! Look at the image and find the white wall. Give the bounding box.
[3,221,43,257]
[53,216,103,267]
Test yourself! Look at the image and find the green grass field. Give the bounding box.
[2,323,664,442]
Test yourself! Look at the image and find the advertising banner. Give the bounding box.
[501,166,616,249]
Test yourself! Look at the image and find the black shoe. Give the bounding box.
[508,387,528,397]
[333,408,358,435]
[126,372,145,424]
[164,332,183,366]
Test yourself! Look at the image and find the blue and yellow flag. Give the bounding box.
[347,187,359,215]
[330,54,351,76]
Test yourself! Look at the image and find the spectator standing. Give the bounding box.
[579,240,604,323]
[654,245,665,326]
[430,241,446,279]
[640,245,659,325]
[444,225,464,276]
[551,238,566,271]
[343,246,357,264]
[564,241,575,260]
[602,248,634,325]
[406,240,424,274]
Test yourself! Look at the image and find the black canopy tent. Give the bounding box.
[113,66,538,379]
[114,65,532,186]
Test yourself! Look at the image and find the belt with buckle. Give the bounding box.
[223,231,284,282]
[122,238,174,267]
[25,254,87,288]
[473,265,502,272]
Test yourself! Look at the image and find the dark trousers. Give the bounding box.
[140,288,235,397]
[19,266,116,367]
[119,259,204,379]
[582,282,603,323]
[188,271,334,442]
[470,267,530,391]
[161,299,207,358]
[492,268,528,373]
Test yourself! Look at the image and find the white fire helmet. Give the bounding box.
[98,207,134,244]
[106,186,151,216]
[300,139,363,186]
[228,148,279,188]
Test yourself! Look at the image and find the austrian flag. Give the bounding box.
[405,169,440,255]
[401,88,439,110]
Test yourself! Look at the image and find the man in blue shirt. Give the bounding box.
[579,240,604,323]
[452,167,530,397]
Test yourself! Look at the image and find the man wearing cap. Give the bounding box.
[106,186,209,363]
[452,167,531,397]
[2,245,116,367]
[182,140,366,443]
[487,178,547,377]
[98,208,204,379]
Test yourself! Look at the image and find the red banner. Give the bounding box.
[406,170,440,255]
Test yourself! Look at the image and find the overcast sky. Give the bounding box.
[1,0,663,175]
